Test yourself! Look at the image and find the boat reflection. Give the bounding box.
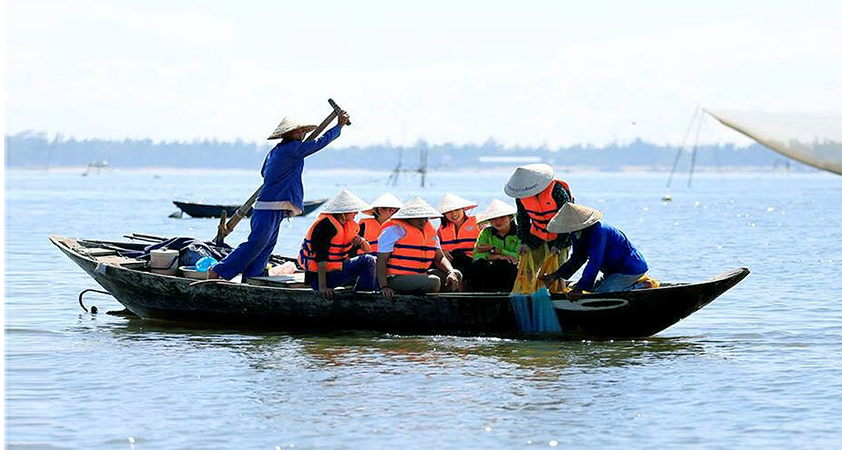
[94,316,708,377]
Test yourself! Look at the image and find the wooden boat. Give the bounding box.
[173,199,327,218]
[50,235,749,339]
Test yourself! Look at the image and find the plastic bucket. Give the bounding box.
[150,249,179,275]
[179,266,208,280]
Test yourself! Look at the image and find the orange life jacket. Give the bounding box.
[520,179,572,241]
[359,217,384,253]
[298,214,359,272]
[383,219,438,276]
[437,215,480,257]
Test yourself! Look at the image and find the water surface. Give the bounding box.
[5,169,842,448]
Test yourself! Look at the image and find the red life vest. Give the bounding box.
[520,179,572,241]
[383,219,438,276]
[298,214,359,272]
[437,215,480,257]
[359,217,383,253]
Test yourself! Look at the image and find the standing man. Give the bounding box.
[504,163,573,267]
[210,110,351,280]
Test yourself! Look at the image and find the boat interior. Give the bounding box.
[53,234,313,289]
[53,233,691,295]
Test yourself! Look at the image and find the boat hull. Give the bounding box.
[552,268,748,338]
[55,236,515,333]
[51,236,748,339]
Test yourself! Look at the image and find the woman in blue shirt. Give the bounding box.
[210,112,350,280]
[542,203,648,296]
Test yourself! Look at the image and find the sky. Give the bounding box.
[4,0,842,147]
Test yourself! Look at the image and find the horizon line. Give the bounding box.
[5,130,758,151]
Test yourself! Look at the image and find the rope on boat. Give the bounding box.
[188,279,232,287]
[78,288,112,313]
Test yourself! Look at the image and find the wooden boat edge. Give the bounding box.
[49,234,511,303]
[50,234,750,339]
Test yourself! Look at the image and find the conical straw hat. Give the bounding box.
[477,199,517,223]
[436,193,478,214]
[504,163,555,198]
[362,193,404,216]
[267,117,317,140]
[319,189,371,214]
[391,196,443,219]
[547,203,602,233]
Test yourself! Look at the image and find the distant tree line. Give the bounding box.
[4,131,800,171]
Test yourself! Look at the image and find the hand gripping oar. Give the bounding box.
[213,99,350,245]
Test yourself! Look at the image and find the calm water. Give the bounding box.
[5,168,842,449]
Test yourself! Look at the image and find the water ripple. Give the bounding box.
[6,170,842,448]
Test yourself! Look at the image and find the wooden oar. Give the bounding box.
[125,232,168,243]
[213,99,350,245]
[328,98,351,125]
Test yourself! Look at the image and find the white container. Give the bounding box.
[179,266,209,280]
[150,249,179,275]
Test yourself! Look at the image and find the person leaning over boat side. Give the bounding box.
[357,193,403,254]
[376,197,461,299]
[298,189,376,299]
[209,111,350,280]
[504,163,573,266]
[471,199,521,292]
[540,203,648,298]
[436,193,480,287]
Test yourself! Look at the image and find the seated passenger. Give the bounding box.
[358,193,403,254]
[541,203,648,297]
[436,193,480,286]
[377,197,462,299]
[298,189,376,299]
[471,199,521,292]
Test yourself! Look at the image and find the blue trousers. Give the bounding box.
[214,210,284,280]
[308,254,378,292]
[592,272,647,293]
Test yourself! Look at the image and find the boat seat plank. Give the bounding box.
[247,273,307,288]
[96,256,147,269]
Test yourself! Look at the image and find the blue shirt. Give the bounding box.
[257,125,342,211]
[557,222,648,291]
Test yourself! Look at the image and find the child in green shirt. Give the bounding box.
[471,200,521,291]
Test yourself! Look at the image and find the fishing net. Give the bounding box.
[707,109,842,176]
[509,249,565,333]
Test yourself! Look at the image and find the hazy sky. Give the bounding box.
[5,0,842,147]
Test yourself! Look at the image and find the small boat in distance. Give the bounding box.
[51,234,749,339]
[173,199,328,219]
